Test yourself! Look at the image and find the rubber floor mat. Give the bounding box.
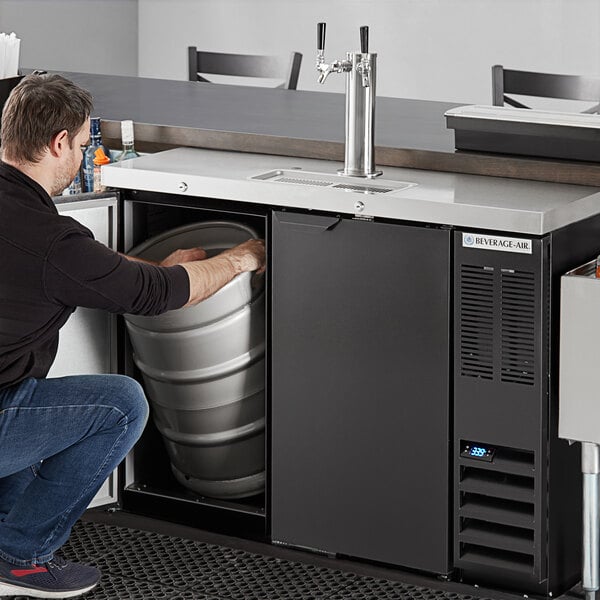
[4,521,498,599]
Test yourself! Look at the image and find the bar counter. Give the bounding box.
[63,71,600,187]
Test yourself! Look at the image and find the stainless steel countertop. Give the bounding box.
[102,147,600,235]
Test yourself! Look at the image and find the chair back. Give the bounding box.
[188,48,302,90]
[492,64,600,113]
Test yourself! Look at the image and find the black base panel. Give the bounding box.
[121,488,267,540]
[3,515,547,600]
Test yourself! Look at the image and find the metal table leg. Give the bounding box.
[582,442,600,600]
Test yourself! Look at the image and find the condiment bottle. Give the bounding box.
[83,117,110,192]
[116,120,140,162]
[93,147,111,192]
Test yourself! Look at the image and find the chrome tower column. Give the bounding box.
[316,23,382,178]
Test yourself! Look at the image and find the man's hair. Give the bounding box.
[1,73,93,164]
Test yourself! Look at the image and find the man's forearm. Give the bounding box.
[121,251,235,306]
[180,256,239,306]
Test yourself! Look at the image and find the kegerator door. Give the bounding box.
[52,195,119,508]
[270,211,452,575]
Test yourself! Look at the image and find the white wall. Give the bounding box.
[0,0,138,76]
[0,0,598,105]
[137,0,600,104]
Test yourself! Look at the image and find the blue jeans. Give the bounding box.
[0,374,148,565]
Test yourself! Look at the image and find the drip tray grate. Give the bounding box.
[277,177,332,187]
[333,183,393,194]
[251,170,416,195]
[1,519,509,599]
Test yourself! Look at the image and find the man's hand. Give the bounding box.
[159,247,207,267]
[220,239,266,275]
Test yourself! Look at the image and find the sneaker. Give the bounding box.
[0,554,100,598]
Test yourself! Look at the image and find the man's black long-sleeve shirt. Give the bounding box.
[0,161,190,389]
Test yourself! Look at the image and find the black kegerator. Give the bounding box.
[451,225,585,595]
[117,189,600,598]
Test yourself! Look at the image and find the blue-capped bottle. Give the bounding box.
[116,120,140,162]
[82,117,110,192]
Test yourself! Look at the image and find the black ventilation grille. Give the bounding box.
[459,265,494,380]
[500,270,536,385]
[459,543,534,574]
[460,468,535,504]
[458,265,537,386]
[458,444,536,575]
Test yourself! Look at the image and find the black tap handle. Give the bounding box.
[317,22,326,51]
[360,26,369,53]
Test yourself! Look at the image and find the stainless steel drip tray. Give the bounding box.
[250,169,417,195]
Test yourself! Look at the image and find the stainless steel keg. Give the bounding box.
[125,221,265,499]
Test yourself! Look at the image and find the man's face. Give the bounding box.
[51,118,90,196]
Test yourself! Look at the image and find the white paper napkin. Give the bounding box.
[0,32,21,79]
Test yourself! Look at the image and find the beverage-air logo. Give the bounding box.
[462,232,532,254]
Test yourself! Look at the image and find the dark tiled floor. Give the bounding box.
[6,520,505,600]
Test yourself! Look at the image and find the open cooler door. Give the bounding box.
[50,193,119,508]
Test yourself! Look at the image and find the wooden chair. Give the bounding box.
[188,47,302,90]
[492,64,600,113]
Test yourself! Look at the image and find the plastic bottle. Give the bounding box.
[82,117,110,192]
[116,120,140,162]
[93,147,111,192]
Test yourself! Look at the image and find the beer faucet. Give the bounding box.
[316,23,382,178]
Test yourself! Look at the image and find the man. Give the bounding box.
[0,73,265,598]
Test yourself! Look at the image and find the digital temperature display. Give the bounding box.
[461,442,495,462]
[469,446,487,457]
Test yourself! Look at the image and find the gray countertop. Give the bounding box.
[103,147,600,235]
[65,71,456,152]
[63,72,600,187]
